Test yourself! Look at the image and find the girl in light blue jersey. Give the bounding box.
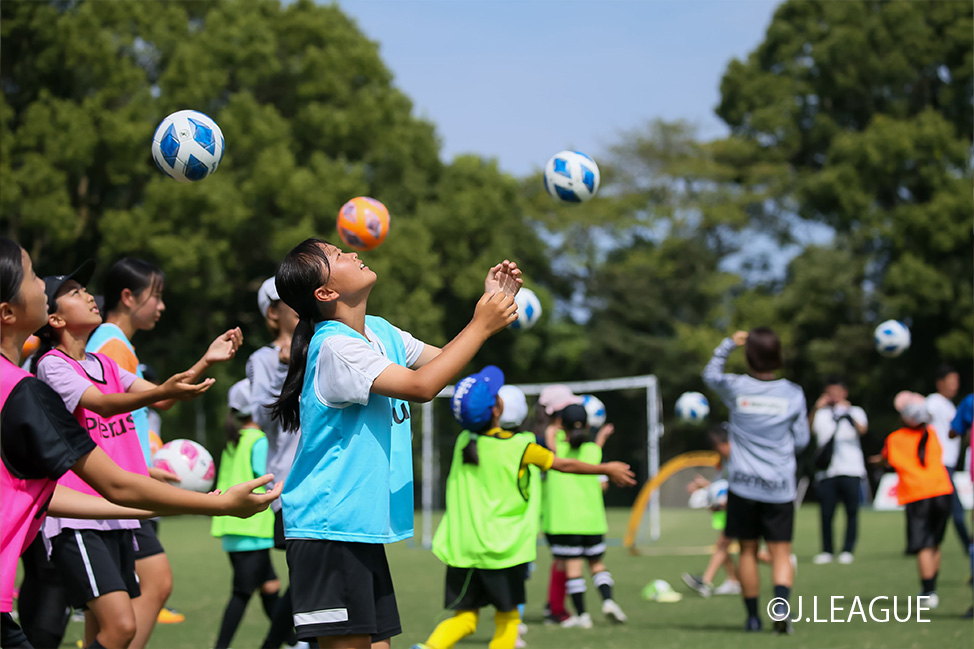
[270,237,521,649]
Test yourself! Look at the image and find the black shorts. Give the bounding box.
[273,509,286,550]
[545,534,606,560]
[49,528,140,609]
[286,540,400,642]
[905,494,952,554]
[133,519,165,560]
[229,549,278,594]
[444,566,525,612]
[725,491,794,542]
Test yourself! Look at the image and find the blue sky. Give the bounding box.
[337,0,783,176]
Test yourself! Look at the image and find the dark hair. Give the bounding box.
[103,258,165,314]
[271,238,332,432]
[224,410,249,447]
[559,404,589,449]
[0,238,25,304]
[935,364,957,381]
[917,428,930,467]
[28,329,55,375]
[708,422,729,446]
[462,433,480,465]
[745,327,782,373]
[824,376,847,389]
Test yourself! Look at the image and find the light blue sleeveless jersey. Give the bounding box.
[281,316,414,543]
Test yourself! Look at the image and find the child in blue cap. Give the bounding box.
[411,366,635,649]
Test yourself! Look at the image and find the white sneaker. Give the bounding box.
[561,613,593,629]
[515,636,527,649]
[921,592,939,609]
[518,622,528,635]
[812,552,833,565]
[601,599,628,623]
[837,552,854,564]
[713,579,742,595]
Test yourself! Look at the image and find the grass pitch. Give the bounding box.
[51,508,972,649]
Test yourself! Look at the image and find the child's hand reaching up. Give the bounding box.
[604,462,637,487]
[472,291,518,336]
[204,327,244,365]
[484,260,523,297]
[158,369,216,401]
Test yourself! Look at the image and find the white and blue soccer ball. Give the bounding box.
[874,319,911,358]
[543,150,600,203]
[151,110,225,182]
[707,478,729,509]
[511,287,542,330]
[581,394,607,429]
[675,391,709,424]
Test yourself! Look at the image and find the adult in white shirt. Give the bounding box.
[809,378,867,565]
[926,365,971,554]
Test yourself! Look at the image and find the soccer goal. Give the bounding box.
[418,374,663,549]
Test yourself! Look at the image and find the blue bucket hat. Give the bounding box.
[451,365,505,431]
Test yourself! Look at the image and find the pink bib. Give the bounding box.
[0,357,57,612]
[41,351,143,538]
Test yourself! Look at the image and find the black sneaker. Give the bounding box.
[745,616,762,632]
[773,619,794,635]
[681,573,713,598]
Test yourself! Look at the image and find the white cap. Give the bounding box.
[228,379,252,416]
[498,385,528,429]
[257,277,280,318]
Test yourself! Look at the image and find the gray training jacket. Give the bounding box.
[247,344,301,513]
[702,338,810,504]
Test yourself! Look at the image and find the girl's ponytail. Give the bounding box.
[917,428,930,467]
[462,432,480,465]
[568,427,588,449]
[270,238,332,432]
[27,328,56,375]
[273,316,315,432]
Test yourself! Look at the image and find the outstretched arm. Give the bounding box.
[371,292,517,402]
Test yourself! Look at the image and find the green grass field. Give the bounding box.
[49,508,972,649]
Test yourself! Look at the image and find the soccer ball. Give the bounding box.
[151,439,215,493]
[543,151,600,203]
[151,110,225,182]
[337,196,390,251]
[874,320,911,358]
[675,391,709,424]
[581,394,607,429]
[707,479,728,509]
[510,288,542,330]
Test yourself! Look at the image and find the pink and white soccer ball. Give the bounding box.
[151,439,216,492]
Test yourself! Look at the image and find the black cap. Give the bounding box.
[41,259,96,318]
[560,403,588,430]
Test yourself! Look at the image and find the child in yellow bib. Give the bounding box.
[210,380,280,649]
[411,367,635,649]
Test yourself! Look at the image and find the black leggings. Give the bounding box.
[817,476,860,554]
[17,535,70,649]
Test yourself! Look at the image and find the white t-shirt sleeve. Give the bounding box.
[850,406,867,428]
[315,335,394,407]
[395,325,426,368]
[812,409,832,443]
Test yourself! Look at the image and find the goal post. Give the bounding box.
[419,374,663,549]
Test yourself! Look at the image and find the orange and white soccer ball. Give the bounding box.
[337,197,390,251]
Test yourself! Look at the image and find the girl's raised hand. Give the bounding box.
[731,330,749,346]
[159,369,216,400]
[203,327,244,364]
[604,461,636,487]
[595,423,615,447]
[220,474,283,518]
[473,291,518,336]
[484,260,523,297]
